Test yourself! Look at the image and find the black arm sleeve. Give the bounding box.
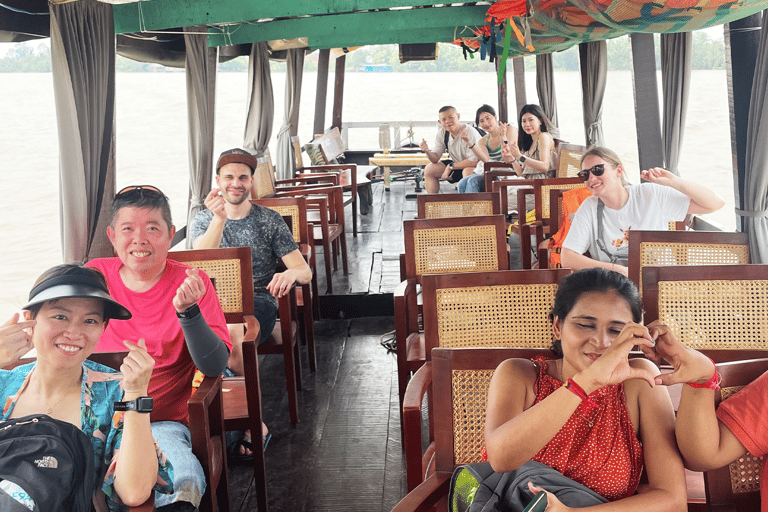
[179,311,230,376]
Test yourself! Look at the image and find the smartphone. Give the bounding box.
[521,491,548,512]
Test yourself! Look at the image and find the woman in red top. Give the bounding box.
[485,268,687,511]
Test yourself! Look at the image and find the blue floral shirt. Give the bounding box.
[0,360,174,511]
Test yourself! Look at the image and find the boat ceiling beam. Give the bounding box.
[205,6,488,49]
[113,0,479,35]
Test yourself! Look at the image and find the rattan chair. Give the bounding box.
[166,247,269,510]
[493,177,584,269]
[416,192,501,219]
[555,143,588,178]
[517,178,585,268]
[642,264,768,363]
[253,197,318,371]
[696,357,767,511]
[628,230,749,293]
[402,269,569,492]
[394,215,510,419]
[395,347,552,511]
[292,134,361,237]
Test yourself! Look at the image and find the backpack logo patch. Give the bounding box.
[34,456,58,469]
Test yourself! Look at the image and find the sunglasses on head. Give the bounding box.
[577,164,605,182]
[115,185,165,200]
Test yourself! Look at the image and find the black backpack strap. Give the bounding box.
[444,129,450,152]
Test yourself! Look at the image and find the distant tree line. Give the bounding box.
[1,31,725,73]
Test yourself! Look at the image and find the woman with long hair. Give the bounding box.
[561,146,725,275]
[505,104,557,179]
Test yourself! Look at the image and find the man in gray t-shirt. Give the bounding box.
[190,148,312,376]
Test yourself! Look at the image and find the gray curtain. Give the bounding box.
[276,48,305,180]
[50,0,115,262]
[244,41,274,157]
[660,32,692,175]
[535,53,560,138]
[739,12,768,263]
[184,26,218,247]
[579,41,607,146]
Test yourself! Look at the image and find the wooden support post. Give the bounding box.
[630,33,664,175]
[512,56,526,117]
[313,48,330,137]
[725,14,762,231]
[495,58,509,123]
[332,54,346,131]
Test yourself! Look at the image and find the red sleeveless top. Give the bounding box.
[530,358,644,501]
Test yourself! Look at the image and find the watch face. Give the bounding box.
[136,397,154,412]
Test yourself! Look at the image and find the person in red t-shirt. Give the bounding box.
[647,326,768,512]
[88,185,231,512]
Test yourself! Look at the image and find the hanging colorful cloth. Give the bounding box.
[486,0,533,82]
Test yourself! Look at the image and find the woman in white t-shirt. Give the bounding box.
[561,146,725,276]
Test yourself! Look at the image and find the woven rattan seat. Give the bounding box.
[643,264,768,362]
[692,358,768,511]
[493,177,584,269]
[166,247,266,512]
[556,143,588,178]
[628,230,749,292]
[417,192,501,219]
[394,347,553,512]
[395,215,509,425]
[401,269,569,492]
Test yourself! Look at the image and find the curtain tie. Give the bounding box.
[735,208,768,218]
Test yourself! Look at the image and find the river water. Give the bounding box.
[0,70,737,318]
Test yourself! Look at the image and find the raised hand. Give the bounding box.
[172,268,206,313]
[0,313,36,367]
[203,188,226,219]
[120,338,155,395]
[581,322,658,389]
[641,321,717,386]
[419,138,429,152]
[460,127,470,143]
[640,167,676,187]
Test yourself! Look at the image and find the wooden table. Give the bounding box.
[368,152,436,191]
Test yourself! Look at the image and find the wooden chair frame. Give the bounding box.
[402,269,569,492]
[394,215,509,437]
[293,135,361,237]
[275,184,349,294]
[394,347,552,512]
[700,357,767,511]
[642,264,768,363]
[166,246,269,510]
[253,197,318,371]
[627,230,749,291]
[555,143,588,178]
[416,192,501,219]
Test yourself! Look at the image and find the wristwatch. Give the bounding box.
[519,155,527,163]
[114,396,153,413]
[176,303,200,319]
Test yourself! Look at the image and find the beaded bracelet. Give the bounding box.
[564,378,598,408]
[687,358,721,390]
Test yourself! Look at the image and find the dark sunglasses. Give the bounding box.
[115,185,165,200]
[577,164,605,182]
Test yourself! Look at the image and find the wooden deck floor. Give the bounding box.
[227,179,441,511]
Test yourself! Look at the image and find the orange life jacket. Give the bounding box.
[547,187,592,268]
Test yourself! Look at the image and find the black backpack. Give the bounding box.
[0,414,96,512]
